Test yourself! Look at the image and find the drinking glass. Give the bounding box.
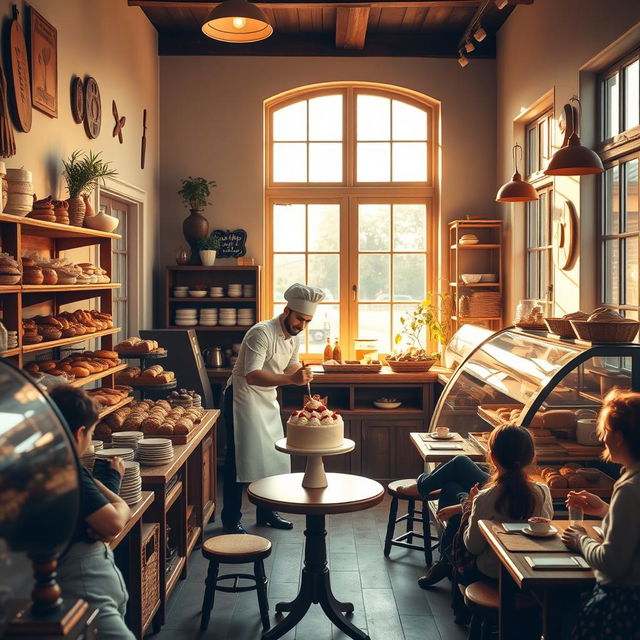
[569,506,584,526]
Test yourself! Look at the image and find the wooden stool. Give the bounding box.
[200,534,272,632]
[383,480,440,566]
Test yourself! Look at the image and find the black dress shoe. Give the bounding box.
[256,510,293,530]
[222,521,247,535]
[417,560,450,589]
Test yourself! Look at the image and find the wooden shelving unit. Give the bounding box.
[449,219,503,333]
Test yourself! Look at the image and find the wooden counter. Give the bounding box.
[140,410,219,629]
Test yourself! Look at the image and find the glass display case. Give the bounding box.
[433,327,640,446]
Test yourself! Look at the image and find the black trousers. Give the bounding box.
[220,386,272,526]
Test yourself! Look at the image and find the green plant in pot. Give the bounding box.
[197,233,220,267]
[179,176,216,265]
[62,150,118,228]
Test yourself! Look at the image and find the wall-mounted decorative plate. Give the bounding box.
[71,76,84,124]
[83,76,101,139]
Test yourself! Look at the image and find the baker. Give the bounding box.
[221,283,326,534]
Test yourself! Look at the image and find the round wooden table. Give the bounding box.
[248,472,384,640]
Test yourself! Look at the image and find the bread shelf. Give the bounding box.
[97,395,134,420]
[0,348,20,357]
[21,283,120,293]
[22,327,121,354]
[69,363,128,388]
[0,213,121,239]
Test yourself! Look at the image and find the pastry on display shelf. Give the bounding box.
[20,253,110,286]
[116,364,176,385]
[115,337,161,354]
[538,464,601,489]
[23,351,121,378]
[22,310,113,343]
[286,394,344,449]
[0,252,21,285]
[86,385,132,408]
[168,388,202,408]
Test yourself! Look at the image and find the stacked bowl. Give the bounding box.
[219,308,237,326]
[173,286,189,298]
[200,308,218,326]
[5,169,33,216]
[175,308,198,326]
[209,286,224,297]
[242,284,255,298]
[227,284,242,298]
[119,461,142,505]
[237,309,255,326]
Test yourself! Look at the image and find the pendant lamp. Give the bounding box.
[544,96,604,176]
[496,142,539,203]
[202,0,273,43]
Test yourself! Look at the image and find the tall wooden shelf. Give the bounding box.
[0,214,121,391]
[449,219,503,333]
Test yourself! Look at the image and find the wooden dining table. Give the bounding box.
[478,519,600,640]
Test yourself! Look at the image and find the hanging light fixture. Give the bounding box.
[473,25,487,42]
[496,142,539,203]
[464,40,475,53]
[202,0,273,43]
[544,96,604,176]
[495,0,509,9]
[458,52,469,68]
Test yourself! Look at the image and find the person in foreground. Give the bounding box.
[221,283,325,534]
[462,424,553,584]
[561,389,640,640]
[50,385,134,640]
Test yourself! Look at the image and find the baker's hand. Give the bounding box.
[290,366,313,386]
[561,525,587,551]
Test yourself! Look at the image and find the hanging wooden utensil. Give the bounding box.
[83,76,101,139]
[9,5,31,133]
[71,76,84,124]
[112,100,125,143]
[0,63,16,157]
[141,109,147,169]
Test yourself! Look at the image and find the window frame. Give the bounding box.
[525,110,552,180]
[525,184,554,307]
[264,83,439,361]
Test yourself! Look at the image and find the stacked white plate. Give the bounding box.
[112,431,144,455]
[200,308,218,326]
[227,284,243,298]
[95,447,136,462]
[80,439,103,470]
[219,308,237,326]
[175,308,198,326]
[7,331,17,349]
[173,286,189,298]
[119,461,142,505]
[237,309,255,326]
[242,284,255,298]
[138,438,174,466]
[209,286,224,297]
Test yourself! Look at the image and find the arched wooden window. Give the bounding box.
[265,82,439,360]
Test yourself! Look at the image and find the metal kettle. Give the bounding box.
[202,345,224,368]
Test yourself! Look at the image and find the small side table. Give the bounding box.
[248,472,384,640]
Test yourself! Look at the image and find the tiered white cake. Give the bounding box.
[286,394,344,450]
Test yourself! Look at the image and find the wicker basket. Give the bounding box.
[141,523,160,628]
[386,359,438,372]
[544,317,577,338]
[460,292,502,318]
[570,320,640,343]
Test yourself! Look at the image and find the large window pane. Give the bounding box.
[274,143,307,182]
[393,205,427,251]
[527,252,538,300]
[605,73,620,139]
[604,165,620,234]
[624,60,639,130]
[359,254,390,301]
[309,95,342,141]
[603,239,620,304]
[308,254,340,301]
[626,237,639,307]
[393,254,425,301]
[527,201,539,249]
[539,192,548,246]
[274,204,305,251]
[392,100,427,141]
[392,142,427,181]
[357,142,390,182]
[527,126,537,176]
[358,304,390,352]
[357,95,390,141]
[273,101,307,141]
[274,254,305,301]
[308,304,339,353]
[626,159,639,233]
[359,205,390,251]
[309,143,342,182]
[541,117,550,169]
[308,205,340,252]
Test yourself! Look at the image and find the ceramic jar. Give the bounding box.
[182,208,209,265]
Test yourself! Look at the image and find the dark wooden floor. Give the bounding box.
[152,488,467,640]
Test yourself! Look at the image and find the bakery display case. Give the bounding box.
[432,326,640,460]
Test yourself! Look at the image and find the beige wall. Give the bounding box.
[497,0,640,319]
[159,56,498,298]
[0,0,159,326]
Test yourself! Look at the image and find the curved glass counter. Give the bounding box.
[432,327,640,439]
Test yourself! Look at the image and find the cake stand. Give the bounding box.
[275,438,355,489]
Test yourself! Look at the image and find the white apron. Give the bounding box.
[231,342,292,483]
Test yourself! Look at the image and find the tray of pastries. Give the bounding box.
[22,310,113,344]
[535,464,614,497]
[115,364,176,386]
[23,350,121,378]
[115,337,165,355]
[321,359,382,373]
[86,385,133,409]
[477,404,524,427]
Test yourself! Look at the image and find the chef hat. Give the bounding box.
[283,283,326,316]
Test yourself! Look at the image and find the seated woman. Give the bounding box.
[462,425,553,584]
[50,385,135,640]
[561,389,640,640]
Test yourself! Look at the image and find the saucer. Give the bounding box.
[431,433,455,440]
[521,525,558,538]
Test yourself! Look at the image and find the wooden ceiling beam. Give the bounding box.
[130,1,480,9]
[335,6,370,50]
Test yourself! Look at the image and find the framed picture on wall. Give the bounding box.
[30,8,57,118]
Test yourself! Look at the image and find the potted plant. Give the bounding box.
[178,176,216,264]
[62,150,118,227]
[197,233,220,266]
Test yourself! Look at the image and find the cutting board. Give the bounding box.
[9,7,31,132]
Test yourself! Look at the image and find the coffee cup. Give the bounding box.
[436,426,450,438]
[576,418,599,446]
[528,516,551,534]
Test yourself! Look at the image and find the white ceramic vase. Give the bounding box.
[199,250,217,266]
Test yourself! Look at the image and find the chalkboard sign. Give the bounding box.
[212,229,247,258]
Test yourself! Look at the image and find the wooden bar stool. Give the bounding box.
[383,479,440,566]
[200,534,272,632]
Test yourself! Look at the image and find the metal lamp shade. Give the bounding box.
[544,133,604,176]
[496,171,539,203]
[202,0,273,43]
